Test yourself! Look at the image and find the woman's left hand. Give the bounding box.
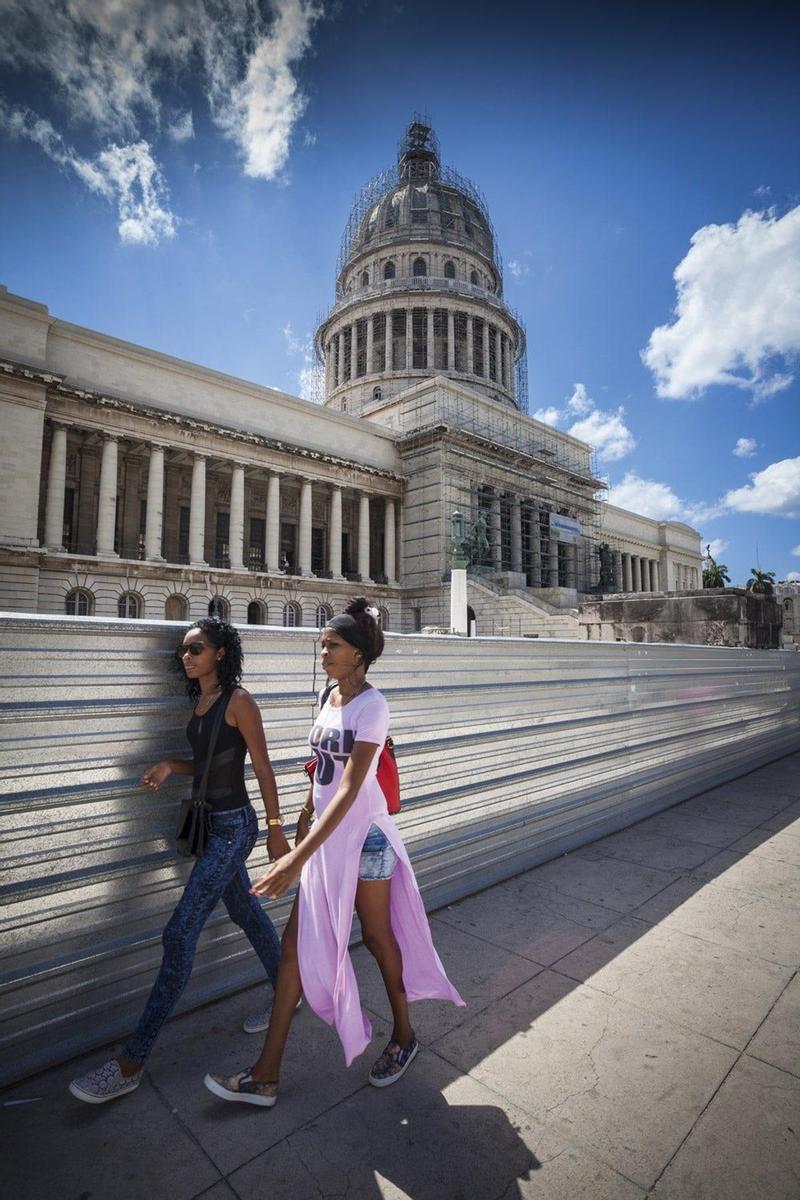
[266,827,291,862]
[252,850,302,899]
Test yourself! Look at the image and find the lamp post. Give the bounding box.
[450,511,469,635]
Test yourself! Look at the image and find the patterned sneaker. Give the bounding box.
[69,1059,143,1104]
[204,1069,278,1108]
[243,996,302,1034]
[368,1036,419,1088]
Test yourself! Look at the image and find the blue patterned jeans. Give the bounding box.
[123,805,280,1064]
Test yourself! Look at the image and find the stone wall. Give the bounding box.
[579,588,783,649]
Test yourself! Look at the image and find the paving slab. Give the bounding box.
[191,1183,239,1200]
[676,791,793,827]
[350,916,543,1044]
[633,876,800,966]
[747,973,800,1078]
[650,1056,800,1200]
[527,852,680,914]
[757,806,800,831]
[1,1054,221,1200]
[728,823,800,862]
[552,916,793,1049]
[573,827,719,872]
[227,1050,646,1200]
[433,968,737,1189]
[433,875,621,967]
[681,847,800,904]
[635,807,754,848]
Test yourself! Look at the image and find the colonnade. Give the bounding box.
[325,308,515,398]
[610,549,660,593]
[478,488,580,589]
[42,422,399,584]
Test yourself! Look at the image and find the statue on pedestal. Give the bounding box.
[597,542,614,592]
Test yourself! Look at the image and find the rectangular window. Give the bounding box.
[249,516,265,570]
[411,186,427,224]
[280,522,297,573]
[311,526,326,575]
[215,510,230,568]
[499,334,507,388]
[412,307,427,369]
[454,313,467,372]
[439,191,455,230]
[372,313,386,372]
[343,327,352,382]
[412,607,422,632]
[433,308,448,370]
[391,310,407,371]
[473,318,485,376]
[488,324,497,382]
[356,318,367,377]
[178,506,190,559]
[63,486,75,550]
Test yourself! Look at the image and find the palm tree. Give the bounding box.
[746,568,776,595]
[703,544,730,588]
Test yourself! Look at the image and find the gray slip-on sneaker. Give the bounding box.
[69,1059,143,1104]
[204,1070,278,1107]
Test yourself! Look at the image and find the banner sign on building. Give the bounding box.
[549,514,582,544]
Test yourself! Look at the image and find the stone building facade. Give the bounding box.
[0,121,702,635]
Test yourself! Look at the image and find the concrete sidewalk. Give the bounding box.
[4,755,799,1200]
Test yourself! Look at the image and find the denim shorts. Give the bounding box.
[358,823,398,881]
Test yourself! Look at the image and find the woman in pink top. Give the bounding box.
[205,597,463,1107]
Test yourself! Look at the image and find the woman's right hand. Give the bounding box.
[141,761,173,791]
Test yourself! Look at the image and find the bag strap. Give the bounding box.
[319,681,335,708]
[196,691,231,806]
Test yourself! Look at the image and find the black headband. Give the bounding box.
[327,614,372,661]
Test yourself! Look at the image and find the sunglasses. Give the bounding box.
[175,641,208,660]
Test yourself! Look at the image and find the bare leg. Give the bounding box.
[356,878,413,1047]
[249,898,302,1083]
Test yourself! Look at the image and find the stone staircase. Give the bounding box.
[467,576,583,639]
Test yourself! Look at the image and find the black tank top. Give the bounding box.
[186,691,250,811]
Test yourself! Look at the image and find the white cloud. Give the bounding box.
[508,259,530,280]
[792,545,800,557]
[0,100,176,244]
[705,538,729,560]
[605,472,684,520]
[303,129,317,147]
[643,206,800,400]
[733,437,758,458]
[724,457,800,518]
[0,0,323,240]
[566,382,592,415]
[168,110,194,142]
[786,571,800,582]
[567,406,635,463]
[531,406,561,427]
[298,363,324,402]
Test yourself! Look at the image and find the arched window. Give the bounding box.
[372,386,382,403]
[470,269,479,285]
[208,595,229,621]
[412,257,427,277]
[118,591,142,619]
[315,603,333,628]
[247,600,266,625]
[282,602,301,627]
[165,594,189,621]
[383,260,396,281]
[376,606,390,630]
[65,587,94,616]
[361,270,369,287]
[444,260,456,279]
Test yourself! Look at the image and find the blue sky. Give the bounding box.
[1,0,798,586]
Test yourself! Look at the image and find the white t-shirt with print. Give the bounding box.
[308,685,390,816]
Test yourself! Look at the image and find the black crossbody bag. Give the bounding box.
[176,692,230,859]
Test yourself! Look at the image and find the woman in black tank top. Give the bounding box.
[69,619,291,1105]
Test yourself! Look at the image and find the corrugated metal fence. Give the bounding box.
[1,614,798,1086]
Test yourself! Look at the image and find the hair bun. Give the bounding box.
[344,596,371,617]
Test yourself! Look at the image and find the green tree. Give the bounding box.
[746,568,776,595]
[703,544,730,588]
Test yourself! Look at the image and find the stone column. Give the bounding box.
[350,321,358,380]
[188,453,207,566]
[384,498,396,584]
[508,341,516,400]
[495,328,503,386]
[548,536,560,588]
[482,321,490,379]
[384,313,393,373]
[405,309,413,370]
[325,342,334,396]
[447,310,455,371]
[366,315,374,375]
[426,308,435,370]
[529,511,542,587]
[265,472,280,572]
[623,553,632,592]
[613,549,623,593]
[337,331,345,386]
[489,491,502,570]
[96,435,119,558]
[565,542,578,589]
[144,442,166,561]
[466,315,475,374]
[329,486,343,579]
[229,462,245,571]
[44,422,68,551]
[358,493,372,582]
[635,556,645,591]
[298,477,313,576]
[510,495,522,573]
[651,560,660,591]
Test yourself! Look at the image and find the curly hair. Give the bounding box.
[183,618,243,700]
[343,596,385,669]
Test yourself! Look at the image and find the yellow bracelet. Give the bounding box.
[267,817,284,827]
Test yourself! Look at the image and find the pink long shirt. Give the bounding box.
[297,685,464,1064]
